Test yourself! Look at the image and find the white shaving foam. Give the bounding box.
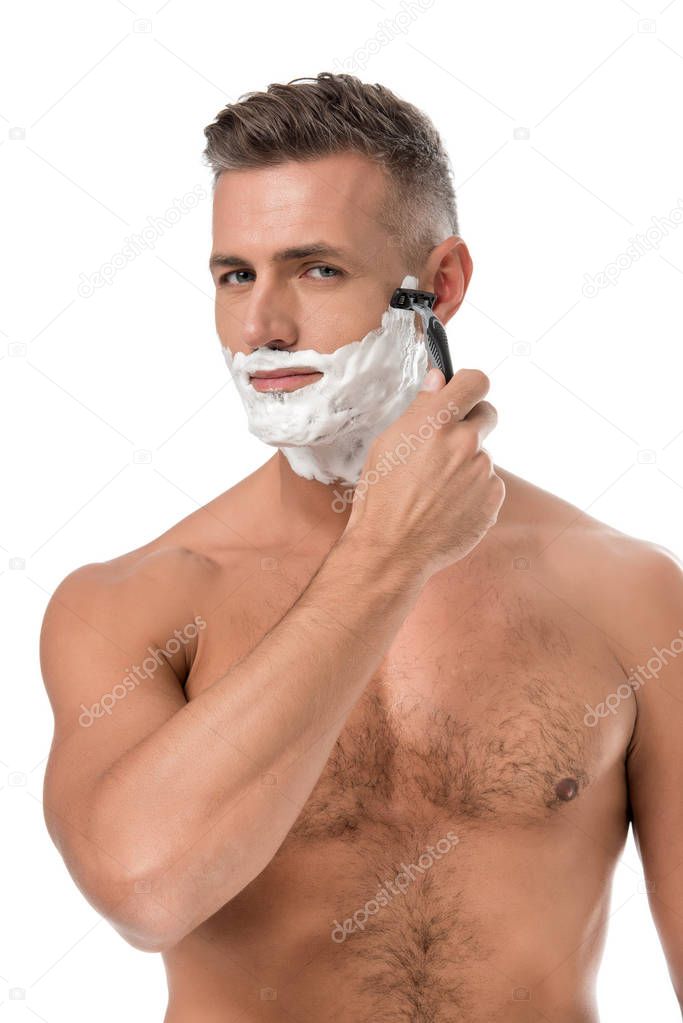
[221,273,429,486]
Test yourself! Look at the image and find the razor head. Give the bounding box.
[390,285,454,383]
[390,287,437,311]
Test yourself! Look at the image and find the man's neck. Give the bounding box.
[264,450,352,545]
[253,454,520,566]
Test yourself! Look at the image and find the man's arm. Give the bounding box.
[41,369,502,954]
[620,544,683,1007]
[40,550,197,951]
[41,535,429,952]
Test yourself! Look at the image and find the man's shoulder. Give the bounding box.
[138,461,272,566]
[496,465,674,565]
[44,498,241,639]
[92,467,263,577]
[495,466,682,666]
[43,545,209,649]
[54,459,271,614]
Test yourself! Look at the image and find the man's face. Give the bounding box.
[209,152,412,391]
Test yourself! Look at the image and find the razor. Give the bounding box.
[389,287,454,382]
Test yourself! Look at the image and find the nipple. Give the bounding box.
[555,777,579,801]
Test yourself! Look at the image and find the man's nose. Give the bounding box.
[242,284,298,352]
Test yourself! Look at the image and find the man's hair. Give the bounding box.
[202,72,458,274]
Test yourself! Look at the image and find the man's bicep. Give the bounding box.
[627,695,683,1006]
[623,546,683,1003]
[40,561,188,879]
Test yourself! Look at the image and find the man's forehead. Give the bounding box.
[212,153,390,229]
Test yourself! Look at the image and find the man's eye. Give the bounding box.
[306,265,342,280]
[218,270,254,286]
[217,265,342,287]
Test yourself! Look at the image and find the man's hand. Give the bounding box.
[345,367,505,578]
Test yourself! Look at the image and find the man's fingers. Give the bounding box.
[462,399,498,447]
[443,369,491,421]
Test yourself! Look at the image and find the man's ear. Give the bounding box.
[423,236,473,326]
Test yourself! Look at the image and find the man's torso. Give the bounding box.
[125,468,636,1022]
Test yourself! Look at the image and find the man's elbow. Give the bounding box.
[44,795,198,953]
[57,853,193,954]
[98,874,194,954]
[110,916,180,954]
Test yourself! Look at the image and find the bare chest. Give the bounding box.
[187,559,633,840]
[293,616,630,843]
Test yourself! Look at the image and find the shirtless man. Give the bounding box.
[40,73,683,1021]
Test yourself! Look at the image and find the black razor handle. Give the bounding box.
[426,316,453,382]
[390,287,454,382]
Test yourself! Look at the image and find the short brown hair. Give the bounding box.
[202,72,459,274]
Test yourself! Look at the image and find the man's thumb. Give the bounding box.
[420,367,445,392]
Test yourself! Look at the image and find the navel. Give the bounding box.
[555,777,579,801]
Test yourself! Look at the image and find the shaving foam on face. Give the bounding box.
[221,274,429,486]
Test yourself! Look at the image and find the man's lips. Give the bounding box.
[248,367,323,393]
[249,367,320,379]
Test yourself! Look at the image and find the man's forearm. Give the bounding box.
[91,527,428,948]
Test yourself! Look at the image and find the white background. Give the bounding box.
[2,0,682,1019]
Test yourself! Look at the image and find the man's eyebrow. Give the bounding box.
[209,242,356,272]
